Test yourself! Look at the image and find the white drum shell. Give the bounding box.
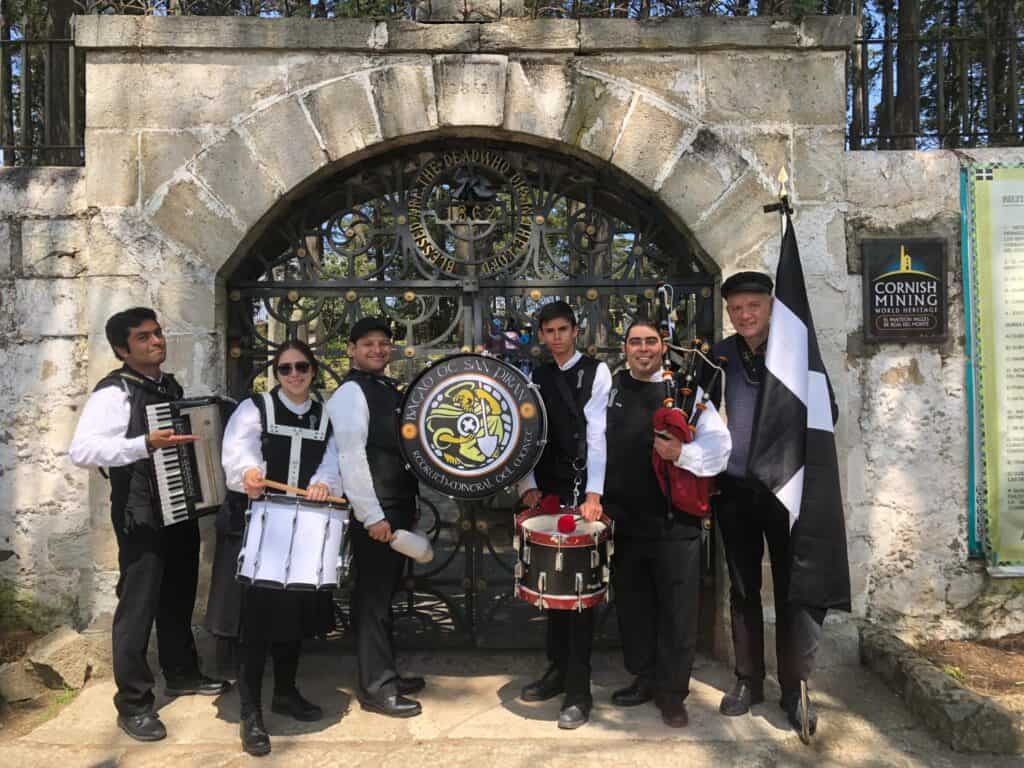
[237,496,349,590]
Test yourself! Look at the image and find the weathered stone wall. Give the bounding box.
[846,147,1024,642]
[7,15,1013,645]
[0,166,225,630]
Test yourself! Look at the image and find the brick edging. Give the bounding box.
[859,625,1024,754]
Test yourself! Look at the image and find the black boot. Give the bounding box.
[611,677,653,707]
[240,710,271,757]
[719,679,765,716]
[521,665,566,702]
[116,712,166,742]
[557,699,592,730]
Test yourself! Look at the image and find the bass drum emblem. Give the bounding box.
[398,354,547,499]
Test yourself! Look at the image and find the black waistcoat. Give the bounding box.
[604,371,700,539]
[251,387,331,490]
[343,368,418,512]
[531,355,599,501]
[93,365,183,526]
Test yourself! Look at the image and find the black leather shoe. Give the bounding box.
[521,665,566,702]
[240,711,271,757]
[271,689,323,722]
[117,712,166,742]
[611,678,653,707]
[781,691,818,738]
[165,672,229,697]
[557,701,591,730]
[397,676,426,695]
[719,679,765,716]
[656,693,689,728]
[359,692,423,718]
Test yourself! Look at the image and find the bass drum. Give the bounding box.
[398,354,547,500]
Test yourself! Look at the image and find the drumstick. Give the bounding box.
[262,478,348,506]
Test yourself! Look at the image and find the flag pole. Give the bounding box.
[759,166,816,745]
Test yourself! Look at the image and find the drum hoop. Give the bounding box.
[398,353,549,499]
[514,508,612,539]
[521,526,608,548]
[515,584,607,611]
[257,493,349,514]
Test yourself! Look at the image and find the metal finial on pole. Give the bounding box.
[762,166,793,220]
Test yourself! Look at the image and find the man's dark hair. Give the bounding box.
[536,300,577,330]
[105,307,158,361]
[624,317,662,341]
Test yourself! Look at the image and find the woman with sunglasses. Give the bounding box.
[208,339,342,757]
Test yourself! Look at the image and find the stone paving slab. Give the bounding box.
[12,648,1024,767]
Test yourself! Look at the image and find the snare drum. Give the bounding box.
[237,495,350,590]
[513,508,613,611]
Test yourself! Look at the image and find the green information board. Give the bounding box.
[965,162,1024,573]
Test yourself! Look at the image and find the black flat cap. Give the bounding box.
[349,316,392,343]
[721,271,774,298]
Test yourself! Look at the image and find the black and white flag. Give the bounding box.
[748,212,851,611]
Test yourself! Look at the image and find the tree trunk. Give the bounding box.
[894,0,920,149]
[43,0,77,165]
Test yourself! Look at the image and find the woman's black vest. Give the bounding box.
[342,369,418,513]
[92,366,183,528]
[531,355,600,502]
[251,387,331,490]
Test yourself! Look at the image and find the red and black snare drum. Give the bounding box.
[513,506,613,611]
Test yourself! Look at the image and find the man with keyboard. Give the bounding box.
[69,307,227,742]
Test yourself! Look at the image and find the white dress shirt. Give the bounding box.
[69,377,155,468]
[635,371,732,477]
[517,350,613,499]
[324,380,386,527]
[221,392,342,496]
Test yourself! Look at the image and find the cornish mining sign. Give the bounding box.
[862,238,947,343]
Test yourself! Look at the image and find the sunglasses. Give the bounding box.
[276,362,312,375]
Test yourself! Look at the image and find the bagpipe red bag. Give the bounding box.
[652,406,713,518]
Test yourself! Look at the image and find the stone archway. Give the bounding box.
[138,54,782,281]
[217,134,720,648]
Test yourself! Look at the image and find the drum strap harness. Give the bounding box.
[552,371,588,509]
[260,391,329,490]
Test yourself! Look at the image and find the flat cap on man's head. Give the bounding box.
[721,271,774,298]
[349,316,392,343]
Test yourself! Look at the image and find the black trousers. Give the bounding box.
[715,482,825,695]
[612,532,701,698]
[351,519,408,697]
[111,511,201,716]
[237,639,300,718]
[545,608,594,705]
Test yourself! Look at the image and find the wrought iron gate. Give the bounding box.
[226,139,717,648]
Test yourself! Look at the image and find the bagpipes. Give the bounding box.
[651,284,726,519]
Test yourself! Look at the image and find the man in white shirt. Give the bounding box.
[325,317,424,718]
[68,307,226,742]
[603,319,731,728]
[517,301,611,729]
